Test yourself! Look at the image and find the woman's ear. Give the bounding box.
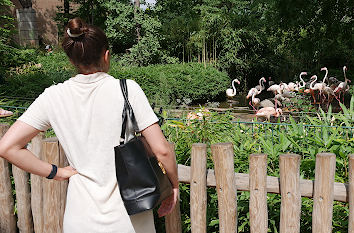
[104,50,110,63]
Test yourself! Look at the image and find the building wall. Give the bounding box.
[32,0,61,45]
[11,0,62,46]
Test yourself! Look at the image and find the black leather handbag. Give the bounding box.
[114,79,173,215]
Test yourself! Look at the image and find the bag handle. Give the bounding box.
[119,79,139,145]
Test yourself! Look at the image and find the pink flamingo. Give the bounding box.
[310,75,326,104]
[298,72,307,92]
[334,66,350,104]
[255,77,267,92]
[226,79,241,98]
[256,107,282,121]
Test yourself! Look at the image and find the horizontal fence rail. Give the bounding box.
[0,123,353,232]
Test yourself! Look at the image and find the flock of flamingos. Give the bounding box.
[226,66,351,120]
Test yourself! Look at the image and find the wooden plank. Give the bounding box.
[42,140,61,233]
[279,154,301,233]
[12,164,34,233]
[0,124,17,233]
[312,153,336,233]
[211,143,237,233]
[59,144,69,231]
[165,143,182,233]
[249,154,268,233]
[29,134,44,233]
[348,154,354,233]
[190,143,207,233]
[177,165,348,202]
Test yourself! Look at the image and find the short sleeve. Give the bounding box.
[17,90,51,131]
[127,80,158,131]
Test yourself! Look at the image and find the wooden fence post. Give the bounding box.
[312,153,336,233]
[29,133,45,233]
[12,163,34,233]
[42,138,62,233]
[279,154,301,233]
[348,154,354,233]
[165,143,182,233]
[190,143,207,233]
[211,143,237,233]
[0,124,17,233]
[249,154,268,233]
[59,144,69,230]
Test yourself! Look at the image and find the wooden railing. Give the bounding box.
[0,123,353,233]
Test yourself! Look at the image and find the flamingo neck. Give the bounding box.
[310,76,317,89]
[258,78,265,91]
[344,69,348,83]
[231,80,237,95]
[299,75,306,87]
[322,70,328,83]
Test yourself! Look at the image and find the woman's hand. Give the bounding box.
[157,187,179,217]
[54,166,78,181]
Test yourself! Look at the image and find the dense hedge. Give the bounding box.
[110,62,230,105]
[0,52,230,106]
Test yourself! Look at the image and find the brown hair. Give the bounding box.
[62,18,109,68]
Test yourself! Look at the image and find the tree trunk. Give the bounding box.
[134,0,141,42]
[64,0,69,14]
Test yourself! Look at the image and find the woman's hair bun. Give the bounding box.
[67,17,88,37]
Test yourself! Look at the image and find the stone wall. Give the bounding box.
[16,7,39,46]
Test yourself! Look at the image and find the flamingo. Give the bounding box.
[334,66,350,104]
[267,84,282,95]
[250,92,260,111]
[0,109,13,117]
[323,86,339,109]
[268,77,275,86]
[321,67,328,83]
[255,77,267,92]
[247,88,261,110]
[226,79,241,97]
[288,82,297,92]
[310,75,326,104]
[256,107,282,121]
[298,72,307,90]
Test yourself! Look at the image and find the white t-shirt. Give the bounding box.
[18,72,158,233]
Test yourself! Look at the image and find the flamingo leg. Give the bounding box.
[249,101,257,112]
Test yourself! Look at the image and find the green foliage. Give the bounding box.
[104,1,177,66]
[160,106,354,232]
[0,52,228,107]
[109,61,229,105]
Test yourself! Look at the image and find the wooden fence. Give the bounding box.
[0,123,353,232]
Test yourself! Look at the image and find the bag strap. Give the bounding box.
[119,79,139,145]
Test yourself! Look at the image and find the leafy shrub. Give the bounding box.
[0,52,229,107]
[160,105,354,232]
[110,62,230,105]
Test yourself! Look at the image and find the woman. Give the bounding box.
[0,18,178,233]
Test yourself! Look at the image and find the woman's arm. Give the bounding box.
[141,123,179,217]
[0,121,77,180]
